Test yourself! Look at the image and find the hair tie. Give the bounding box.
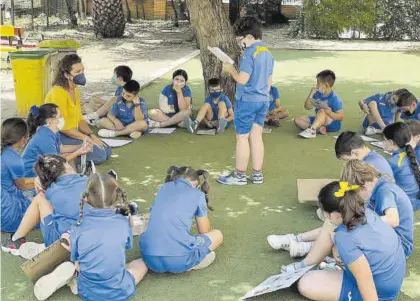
[334,182,359,197]
[30,105,40,118]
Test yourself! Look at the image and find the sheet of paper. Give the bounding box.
[310,99,328,109]
[263,128,273,134]
[370,141,392,155]
[100,138,132,148]
[297,179,338,203]
[241,266,314,300]
[207,46,235,64]
[197,129,216,136]
[149,128,176,135]
[333,135,378,142]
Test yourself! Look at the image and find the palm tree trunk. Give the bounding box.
[93,0,126,38]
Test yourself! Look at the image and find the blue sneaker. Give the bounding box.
[251,172,264,184]
[217,171,247,186]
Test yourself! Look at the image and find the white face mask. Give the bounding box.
[57,117,65,130]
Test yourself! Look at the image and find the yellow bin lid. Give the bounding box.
[38,39,81,49]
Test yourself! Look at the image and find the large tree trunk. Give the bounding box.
[65,0,78,27]
[187,0,240,104]
[93,0,126,38]
[125,0,132,23]
[171,0,179,27]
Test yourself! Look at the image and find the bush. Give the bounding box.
[289,0,419,41]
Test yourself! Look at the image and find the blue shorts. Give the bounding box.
[1,192,31,233]
[40,214,60,247]
[339,270,362,301]
[234,99,269,135]
[141,234,212,273]
[362,116,394,129]
[309,116,341,132]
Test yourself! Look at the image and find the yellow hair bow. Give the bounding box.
[334,182,359,197]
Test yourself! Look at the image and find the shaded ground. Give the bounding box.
[1,50,420,301]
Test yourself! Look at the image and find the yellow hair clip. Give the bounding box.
[334,181,359,197]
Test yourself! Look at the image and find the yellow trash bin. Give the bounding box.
[10,50,57,117]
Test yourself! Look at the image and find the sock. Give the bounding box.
[252,169,262,175]
[12,233,22,242]
[299,261,306,269]
[296,234,303,242]
[235,170,246,177]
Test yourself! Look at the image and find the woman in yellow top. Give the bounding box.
[45,54,111,164]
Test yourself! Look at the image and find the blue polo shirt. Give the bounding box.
[400,100,420,121]
[1,146,31,232]
[334,209,405,301]
[363,150,394,181]
[268,86,281,111]
[110,96,149,127]
[22,126,61,177]
[45,174,88,235]
[369,177,414,257]
[161,85,192,116]
[70,204,134,301]
[204,94,232,120]
[388,149,420,210]
[140,178,208,257]
[236,41,274,102]
[312,90,343,114]
[114,86,123,97]
[365,92,397,124]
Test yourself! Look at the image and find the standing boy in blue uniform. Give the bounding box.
[98,80,149,139]
[295,70,344,139]
[217,16,274,186]
[185,78,234,135]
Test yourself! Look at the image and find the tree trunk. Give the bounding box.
[65,0,78,26]
[140,0,145,19]
[93,0,126,38]
[187,0,241,104]
[125,0,132,23]
[80,0,86,18]
[171,0,179,27]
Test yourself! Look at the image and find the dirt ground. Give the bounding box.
[1,19,420,121]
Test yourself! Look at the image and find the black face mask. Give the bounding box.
[405,110,415,116]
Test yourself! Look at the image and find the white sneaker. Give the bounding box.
[289,240,313,258]
[299,127,316,139]
[129,131,142,139]
[316,208,325,222]
[191,251,216,270]
[34,261,76,301]
[19,242,46,260]
[98,129,116,138]
[83,112,99,126]
[67,274,78,295]
[364,126,381,136]
[148,120,161,128]
[267,234,297,251]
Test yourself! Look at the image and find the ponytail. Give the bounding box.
[318,181,366,230]
[405,144,420,198]
[164,165,214,210]
[27,104,59,137]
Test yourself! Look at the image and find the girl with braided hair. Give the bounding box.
[297,181,406,301]
[139,166,223,273]
[1,155,87,254]
[1,118,35,235]
[383,122,420,210]
[52,173,147,301]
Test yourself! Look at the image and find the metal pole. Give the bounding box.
[46,0,49,27]
[31,0,34,29]
[11,0,15,25]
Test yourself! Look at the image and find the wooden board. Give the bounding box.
[297,179,338,203]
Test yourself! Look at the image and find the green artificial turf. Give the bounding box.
[2,50,420,301]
